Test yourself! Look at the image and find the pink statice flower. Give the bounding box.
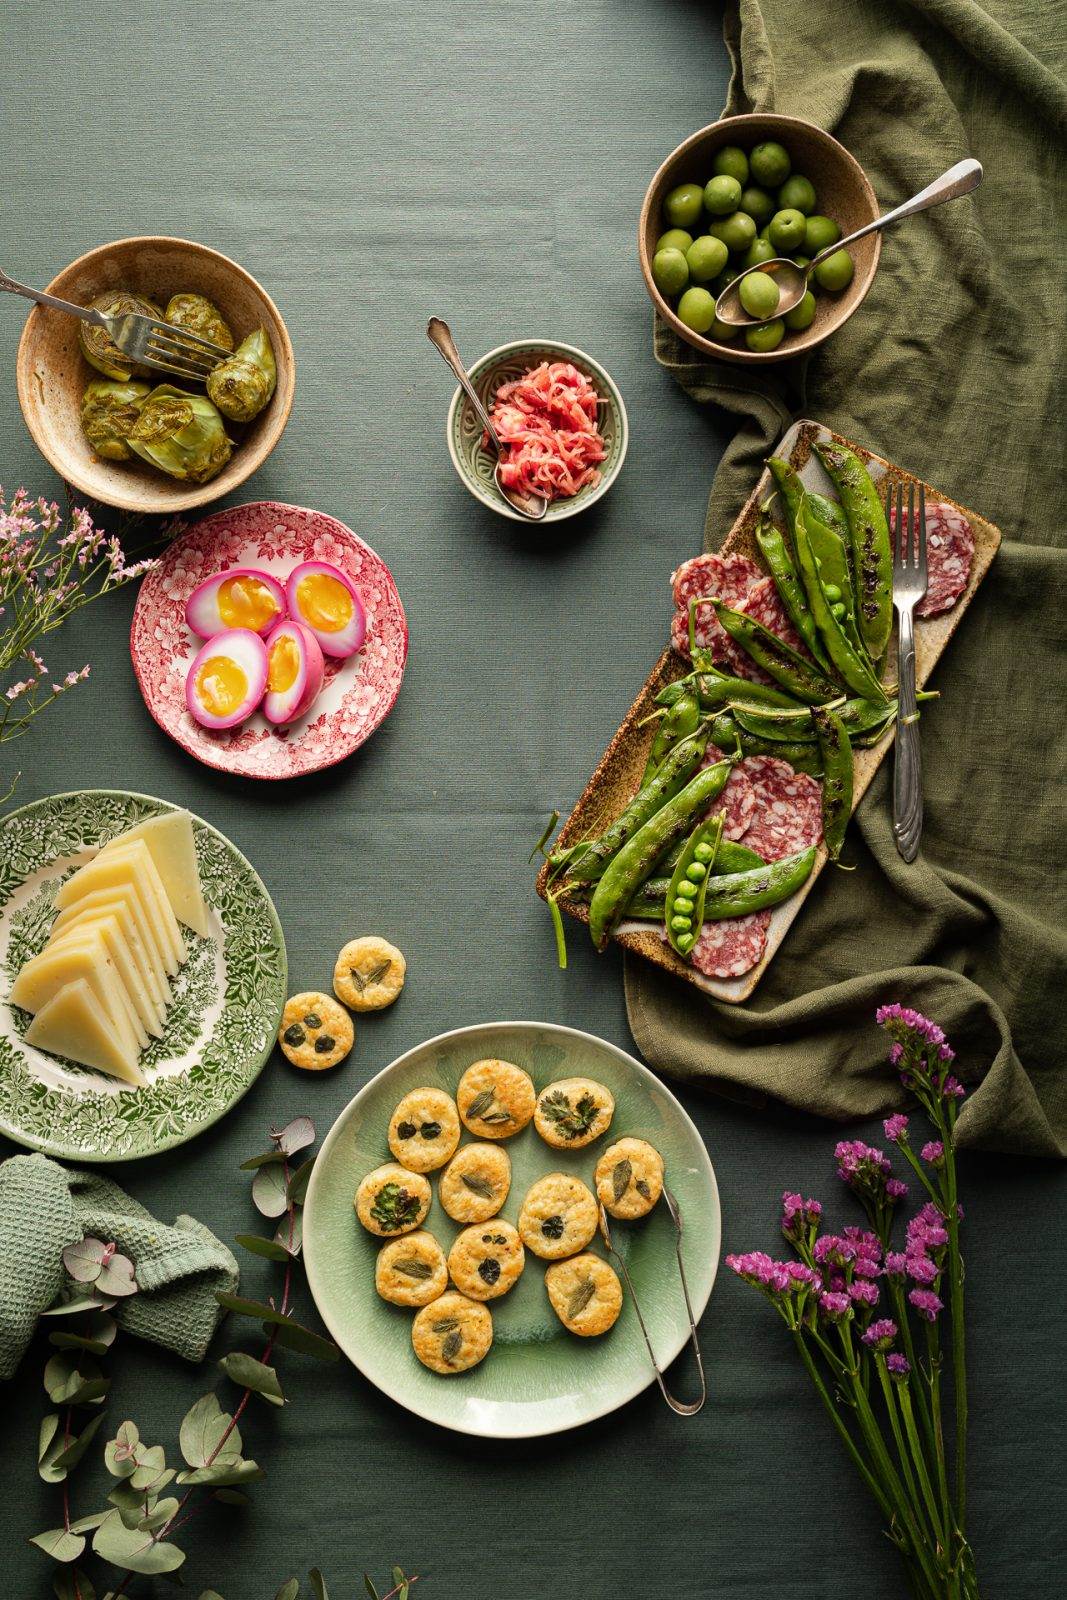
[849,1279,879,1309]
[886,1178,909,1202]
[780,1191,822,1245]
[725,1252,791,1296]
[814,1234,857,1270]
[884,1252,908,1278]
[908,1288,943,1322]
[883,1114,909,1142]
[862,1318,898,1351]
[818,1291,851,1321]
[941,1077,965,1099]
[886,1352,911,1379]
[921,1140,945,1166]
[906,1254,939,1286]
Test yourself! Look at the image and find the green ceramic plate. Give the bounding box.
[0,790,287,1162]
[303,1021,720,1438]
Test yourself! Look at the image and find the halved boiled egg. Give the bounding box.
[186,628,268,730]
[262,620,325,726]
[285,561,366,659]
[185,567,286,641]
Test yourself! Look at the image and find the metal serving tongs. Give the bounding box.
[598,1185,707,1416]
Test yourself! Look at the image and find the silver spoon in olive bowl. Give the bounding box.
[427,317,548,522]
[715,157,984,328]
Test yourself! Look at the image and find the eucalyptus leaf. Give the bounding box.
[251,1164,289,1218]
[364,1578,381,1600]
[275,1210,303,1256]
[93,1510,185,1574]
[219,1351,285,1405]
[52,1411,107,1473]
[198,1591,227,1599]
[272,1115,315,1155]
[41,1292,117,1318]
[176,1458,265,1487]
[212,1488,249,1506]
[38,1415,66,1484]
[53,1568,96,1600]
[104,1420,140,1478]
[137,1495,179,1533]
[216,1292,287,1323]
[286,1157,314,1205]
[179,1393,241,1469]
[308,1569,330,1600]
[61,1237,108,1283]
[48,1330,112,1355]
[107,1482,153,1529]
[234,1232,290,1262]
[129,1444,169,1490]
[95,1252,137,1298]
[29,1527,86,1563]
[238,1150,286,1170]
[44,1354,108,1407]
[267,1318,339,1362]
[68,1512,109,1534]
[274,1582,300,1600]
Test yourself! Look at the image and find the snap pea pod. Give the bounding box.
[807,489,850,540]
[711,600,840,704]
[664,813,724,955]
[802,494,870,667]
[794,499,888,704]
[766,457,804,545]
[656,665,801,714]
[735,695,896,743]
[811,705,853,861]
[566,726,710,884]
[570,840,766,919]
[701,846,818,920]
[641,690,700,784]
[656,830,766,878]
[588,758,737,949]
[709,713,825,776]
[655,679,694,708]
[813,440,893,661]
[755,514,831,672]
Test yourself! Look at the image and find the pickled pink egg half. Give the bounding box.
[185,567,286,641]
[285,561,366,659]
[262,620,325,726]
[186,628,269,731]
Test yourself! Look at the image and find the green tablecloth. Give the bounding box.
[0,3,1061,1596]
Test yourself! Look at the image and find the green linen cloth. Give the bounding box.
[0,1152,239,1378]
[626,0,1067,1158]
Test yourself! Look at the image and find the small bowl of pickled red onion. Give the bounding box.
[445,340,628,524]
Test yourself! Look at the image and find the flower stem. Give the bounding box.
[790,1328,890,1518]
[943,1108,968,1529]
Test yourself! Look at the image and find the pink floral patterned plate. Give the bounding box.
[130,502,408,779]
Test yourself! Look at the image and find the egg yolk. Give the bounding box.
[194,654,248,716]
[268,634,301,694]
[217,576,280,632]
[296,572,353,633]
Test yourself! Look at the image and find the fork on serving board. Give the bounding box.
[887,480,929,862]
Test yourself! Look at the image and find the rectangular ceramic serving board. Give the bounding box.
[537,419,1002,1003]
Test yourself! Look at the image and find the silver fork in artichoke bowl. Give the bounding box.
[887,480,928,862]
[0,268,230,383]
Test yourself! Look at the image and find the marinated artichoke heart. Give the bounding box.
[206,326,277,422]
[80,378,151,461]
[127,385,232,484]
[79,290,162,380]
[164,292,234,353]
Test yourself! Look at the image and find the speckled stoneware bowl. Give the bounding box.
[303,1021,719,1438]
[639,114,881,365]
[445,339,628,524]
[16,235,295,514]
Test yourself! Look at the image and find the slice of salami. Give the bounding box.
[701,743,756,840]
[742,756,824,862]
[670,552,761,660]
[890,500,975,618]
[717,632,775,685]
[687,911,771,979]
[738,575,807,654]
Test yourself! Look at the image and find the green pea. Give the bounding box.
[656,228,693,254]
[804,214,841,254]
[739,186,776,227]
[685,234,729,283]
[710,314,740,342]
[707,211,757,254]
[822,582,842,602]
[768,207,807,252]
[783,289,817,331]
[664,182,704,229]
[704,174,742,216]
[675,883,696,901]
[670,914,692,932]
[750,141,791,188]
[676,933,695,953]
[814,248,854,292]
[830,601,847,620]
[745,318,786,352]
[741,237,776,270]
[686,862,707,882]
[777,174,816,215]
[676,287,716,334]
[713,145,750,186]
[739,270,780,320]
[694,842,715,862]
[674,896,695,915]
[652,247,689,297]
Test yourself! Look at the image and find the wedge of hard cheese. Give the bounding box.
[26,977,145,1087]
[99,811,210,938]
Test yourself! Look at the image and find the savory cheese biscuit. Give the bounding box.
[411,1291,492,1374]
[375,1230,448,1307]
[595,1137,665,1220]
[545,1253,623,1336]
[278,991,353,1070]
[533,1077,614,1150]
[354,1162,431,1237]
[456,1058,536,1140]
[387,1087,461,1173]
[447,1221,525,1301]
[518,1172,599,1260]
[438,1143,511,1223]
[333,936,406,1012]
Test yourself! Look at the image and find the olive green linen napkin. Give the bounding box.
[0,1152,239,1379]
[626,0,1067,1157]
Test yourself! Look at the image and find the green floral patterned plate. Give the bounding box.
[0,790,287,1162]
[303,1021,720,1438]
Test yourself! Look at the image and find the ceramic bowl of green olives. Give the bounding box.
[16,236,295,513]
[639,115,881,364]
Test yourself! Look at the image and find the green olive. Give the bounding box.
[814,249,854,291]
[710,314,740,342]
[707,211,757,254]
[768,208,807,252]
[749,141,791,188]
[670,914,693,932]
[745,318,786,353]
[685,235,729,283]
[686,862,707,883]
[783,289,817,331]
[652,247,690,297]
[739,271,780,320]
[712,145,750,186]
[676,287,716,334]
[704,174,742,216]
[656,228,693,254]
[741,237,776,270]
[694,842,715,862]
[822,582,842,602]
[792,254,812,270]
[739,186,776,227]
[664,182,704,229]
[777,175,817,215]
[803,214,841,254]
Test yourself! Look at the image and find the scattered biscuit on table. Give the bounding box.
[279,991,353,1070]
[387,1087,461,1173]
[411,1291,493,1374]
[518,1171,599,1260]
[456,1058,536,1140]
[438,1142,511,1223]
[595,1136,664,1220]
[333,935,406,1011]
[545,1252,623,1336]
[355,1162,431,1237]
